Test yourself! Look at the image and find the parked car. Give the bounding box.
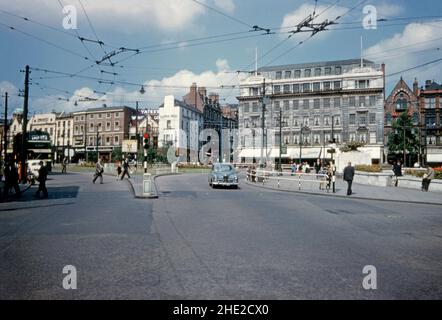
[208,163,238,188]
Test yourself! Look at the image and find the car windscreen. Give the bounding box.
[213,164,233,172]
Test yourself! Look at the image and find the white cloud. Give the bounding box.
[364,21,442,85]
[0,0,206,32]
[280,3,348,37]
[29,59,239,113]
[213,0,235,14]
[375,2,405,18]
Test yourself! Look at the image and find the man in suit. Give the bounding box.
[92,158,104,184]
[34,161,48,199]
[343,162,355,196]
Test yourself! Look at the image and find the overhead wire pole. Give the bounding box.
[3,92,7,161]
[21,65,30,184]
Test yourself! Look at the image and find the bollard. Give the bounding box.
[298,173,301,190]
[143,173,152,197]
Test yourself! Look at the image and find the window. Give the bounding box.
[115,112,120,118]
[293,117,299,126]
[359,113,367,125]
[98,113,102,119]
[283,84,291,93]
[75,126,79,135]
[313,82,321,91]
[274,85,281,94]
[293,100,299,110]
[369,95,376,106]
[274,101,280,112]
[335,66,342,75]
[106,136,110,145]
[425,97,436,109]
[284,71,291,79]
[304,69,311,77]
[243,103,250,113]
[89,114,94,119]
[333,81,341,90]
[314,116,320,126]
[315,68,321,76]
[313,134,320,144]
[349,96,356,107]
[349,114,356,125]
[323,98,330,108]
[114,135,119,145]
[293,84,300,93]
[355,80,369,89]
[284,100,290,111]
[334,116,340,125]
[80,125,84,133]
[369,113,376,124]
[303,99,310,110]
[81,116,84,121]
[324,116,330,126]
[396,97,407,110]
[251,87,259,96]
[293,134,299,145]
[106,122,111,131]
[386,113,392,125]
[334,97,341,108]
[252,102,258,113]
[75,116,79,121]
[425,114,436,128]
[427,135,437,145]
[303,116,309,126]
[302,83,310,92]
[275,71,282,79]
[323,81,331,91]
[314,99,320,109]
[107,113,111,118]
[89,123,94,131]
[325,67,331,75]
[294,70,301,78]
[334,133,341,143]
[359,96,366,107]
[89,136,94,145]
[349,133,356,142]
[97,122,102,132]
[413,112,419,124]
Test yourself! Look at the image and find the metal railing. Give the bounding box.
[247,169,334,192]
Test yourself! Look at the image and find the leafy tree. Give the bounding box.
[386,112,420,156]
[112,146,123,162]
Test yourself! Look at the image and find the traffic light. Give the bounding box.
[143,132,149,149]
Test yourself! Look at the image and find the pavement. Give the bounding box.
[244,171,442,205]
[1,170,441,299]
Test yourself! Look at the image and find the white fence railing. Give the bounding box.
[247,169,335,192]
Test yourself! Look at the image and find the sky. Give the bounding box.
[0,0,442,115]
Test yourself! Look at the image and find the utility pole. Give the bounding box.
[260,78,266,167]
[219,113,223,163]
[135,101,139,162]
[279,109,282,171]
[3,92,8,161]
[21,65,29,184]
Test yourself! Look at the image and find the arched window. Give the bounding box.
[395,93,408,111]
[412,112,419,124]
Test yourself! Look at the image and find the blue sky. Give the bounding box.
[1,0,442,114]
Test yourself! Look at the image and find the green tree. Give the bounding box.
[112,146,123,162]
[387,112,420,159]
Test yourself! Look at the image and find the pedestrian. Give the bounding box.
[343,161,355,196]
[92,158,104,184]
[392,161,402,187]
[116,160,122,180]
[421,166,435,192]
[120,158,131,180]
[34,161,48,199]
[3,161,21,199]
[314,159,321,174]
[61,156,68,173]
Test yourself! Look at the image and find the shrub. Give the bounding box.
[404,169,425,178]
[355,164,381,172]
[340,141,365,152]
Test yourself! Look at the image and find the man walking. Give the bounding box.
[3,161,21,199]
[61,156,68,173]
[120,158,131,180]
[343,161,355,196]
[34,161,48,199]
[392,161,402,187]
[92,158,104,184]
[421,166,435,192]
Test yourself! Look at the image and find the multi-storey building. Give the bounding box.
[420,80,442,165]
[54,112,74,161]
[27,112,57,145]
[72,106,135,162]
[158,95,203,163]
[129,108,159,149]
[237,58,385,165]
[7,109,23,154]
[384,77,420,164]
